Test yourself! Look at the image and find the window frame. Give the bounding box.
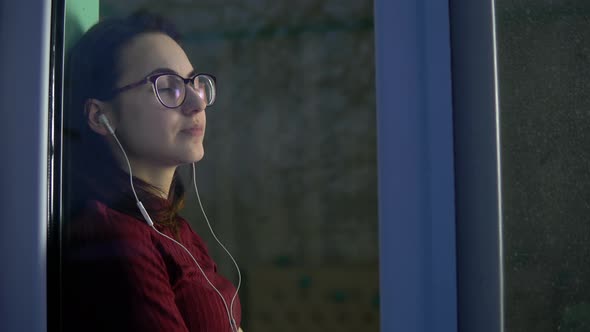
[0,1,504,331]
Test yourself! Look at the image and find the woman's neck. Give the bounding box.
[123,158,177,198]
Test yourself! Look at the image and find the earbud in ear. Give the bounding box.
[98,114,116,135]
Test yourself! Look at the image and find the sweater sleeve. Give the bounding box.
[63,202,190,332]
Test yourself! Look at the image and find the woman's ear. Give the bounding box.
[85,99,115,136]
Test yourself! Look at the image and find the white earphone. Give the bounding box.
[98,113,115,135]
[98,113,240,332]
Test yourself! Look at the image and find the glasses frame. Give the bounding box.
[111,72,217,108]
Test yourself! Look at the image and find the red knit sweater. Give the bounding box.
[63,200,241,332]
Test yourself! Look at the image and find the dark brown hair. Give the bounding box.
[64,12,186,232]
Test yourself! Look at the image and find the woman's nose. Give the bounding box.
[181,84,207,115]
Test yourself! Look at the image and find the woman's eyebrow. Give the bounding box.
[147,67,178,76]
[146,68,197,78]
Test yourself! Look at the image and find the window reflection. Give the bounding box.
[62,1,378,331]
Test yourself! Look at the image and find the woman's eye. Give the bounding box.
[158,87,181,98]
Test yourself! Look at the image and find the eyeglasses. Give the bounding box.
[112,72,217,108]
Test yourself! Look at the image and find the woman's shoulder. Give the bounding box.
[65,199,152,245]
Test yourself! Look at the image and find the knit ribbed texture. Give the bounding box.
[63,200,241,332]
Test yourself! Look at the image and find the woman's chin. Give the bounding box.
[188,149,204,163]
[174,146,204,165]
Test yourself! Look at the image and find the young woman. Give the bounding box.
[62,13,242,332]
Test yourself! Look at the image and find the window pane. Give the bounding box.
[61,1,378,331]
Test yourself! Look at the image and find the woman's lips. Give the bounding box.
[181,126,204,136]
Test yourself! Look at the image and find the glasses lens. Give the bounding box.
[194,75,216,106]
[155,75,185,107]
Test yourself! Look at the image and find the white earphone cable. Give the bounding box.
[191,163,242,326]
[150,227,236,330]
[105,121,238,332]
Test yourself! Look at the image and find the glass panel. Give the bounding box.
[60,1,378,331]
[496,2,590,331]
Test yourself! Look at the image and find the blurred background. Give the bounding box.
[67,0,379,331]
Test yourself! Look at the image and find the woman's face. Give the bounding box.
[109,32,207,168]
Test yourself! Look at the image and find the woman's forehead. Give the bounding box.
[117,32,193,81]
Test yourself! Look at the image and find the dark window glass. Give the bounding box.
[61,1,378,331]
[497,2,590,331]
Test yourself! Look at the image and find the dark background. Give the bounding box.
[497,1,590,331]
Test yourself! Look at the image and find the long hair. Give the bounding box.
[64,12,186,232]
